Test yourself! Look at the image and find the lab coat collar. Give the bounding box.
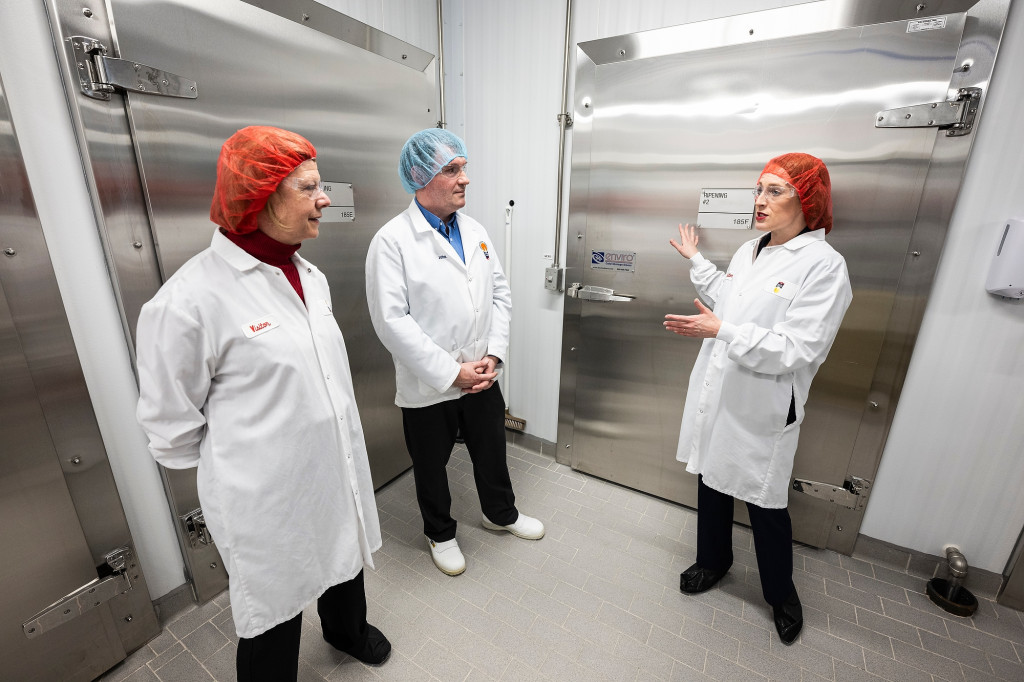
[210,228,317,274]
[777,228,826,251]
[405,200,473,267]
[211,229,264,271]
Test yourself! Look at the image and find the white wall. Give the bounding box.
[458,0,1024,573]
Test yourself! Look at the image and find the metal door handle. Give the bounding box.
[567,283,635,301]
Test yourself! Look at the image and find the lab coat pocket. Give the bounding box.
[721,366,791,438]
[762,278,798,300]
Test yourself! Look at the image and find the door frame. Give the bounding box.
[557,0,1010,555]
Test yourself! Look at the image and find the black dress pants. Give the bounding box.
[401,383,517,542]
[236,570,369,682]
[695,475,795,607]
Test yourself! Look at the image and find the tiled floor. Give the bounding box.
[98,443,1024,682]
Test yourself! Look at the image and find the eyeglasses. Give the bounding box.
[286,177,327,199]
[438,162,468,179]
[752,183,796,201]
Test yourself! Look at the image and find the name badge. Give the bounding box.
[764,279,797,300]
[243,315,279,338]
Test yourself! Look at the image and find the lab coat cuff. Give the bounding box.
[150,445,201,469]
[486,343,508,365]
[441,363,461,392]
[716,321,738,343]
[689,252,708,266]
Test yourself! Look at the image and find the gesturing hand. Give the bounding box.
[664,298,721,338]
[669,223,700,259]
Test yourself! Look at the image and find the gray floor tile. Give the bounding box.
[181,622,228,663]
[829,616,894,657]
[986,652,1024,680]
[736,641,807,681]
[98,445,1024,682]
[122,666,161,682]
[152,651,214,682]
[862,649,934,682]
[704,651,767,681]
[891,638,966,680]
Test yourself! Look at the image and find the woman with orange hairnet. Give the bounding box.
[663,153,852,645]
[136,126,389,680]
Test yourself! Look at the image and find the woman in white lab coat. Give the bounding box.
[664,153,852,645]
[136,126,389,681]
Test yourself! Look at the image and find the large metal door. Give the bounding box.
[0,73,159,681]
[559,3,999,552]
[45,0,435,601]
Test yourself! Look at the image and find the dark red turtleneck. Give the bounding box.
[222,228,305,304]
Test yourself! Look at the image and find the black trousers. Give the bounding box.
[401,383,517,541]
[696,475,795,607]
[236,570,369,682]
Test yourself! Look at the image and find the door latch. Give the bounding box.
[180,508,213,548]
[67,35,198,101]
[875,87,981,137]
[792,475,871,511]
[22,545,133,639]
[567,283,636,301]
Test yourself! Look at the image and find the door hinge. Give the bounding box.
[22,545,134,639]
[67,35,198,101]
[180,507,214,549]
[875,87,981,137]
[792,475,871,511]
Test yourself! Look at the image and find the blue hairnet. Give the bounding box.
[398,128,468,193]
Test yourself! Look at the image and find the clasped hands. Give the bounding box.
[453,355,500,393]
[665,223,721,339]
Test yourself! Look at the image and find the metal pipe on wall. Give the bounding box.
[549,0,573,291]
[436,0,446,128]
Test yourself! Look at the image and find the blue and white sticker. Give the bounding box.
[591,250,636,272]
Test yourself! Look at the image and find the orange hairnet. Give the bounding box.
[758,153,832,234]
[210,126,316,234]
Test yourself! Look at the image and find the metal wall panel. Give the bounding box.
[0,72,158,682]
[559,0,1007,554]
[45,0,435,602]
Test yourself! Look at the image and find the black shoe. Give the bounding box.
[679,563,728,594]
[328,624,392,665]
[772,590,803,645]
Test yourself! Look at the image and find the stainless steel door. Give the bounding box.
[0,73,158,682]
[561,11,975,550]
[46,0,435,601]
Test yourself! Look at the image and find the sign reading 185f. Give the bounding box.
[696,188,753,229]
[591,250,636,272]
[320,181,356,222]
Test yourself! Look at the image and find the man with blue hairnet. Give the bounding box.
[366,128,544,576]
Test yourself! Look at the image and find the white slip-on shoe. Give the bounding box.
[427,536,466,576]
[482,513,545,540]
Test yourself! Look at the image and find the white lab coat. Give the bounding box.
[365,201,511,407]
[676,230,852,508]
[136,230,381,638]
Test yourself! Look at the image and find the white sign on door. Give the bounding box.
[697,188,753,229]
[320,181,355,222]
